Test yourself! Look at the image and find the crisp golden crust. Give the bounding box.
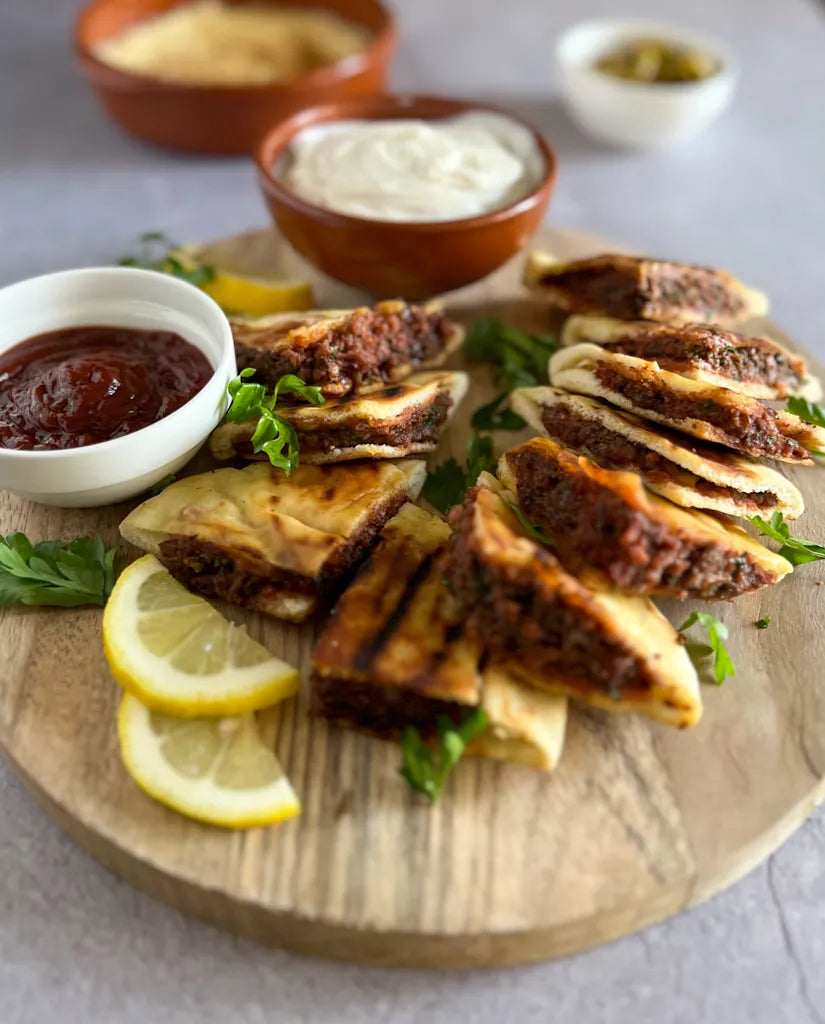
[119,460,426,622]
[525,251,768,325]
[209,371,469,464]
[446,484,702,728]
[497,436,791,599]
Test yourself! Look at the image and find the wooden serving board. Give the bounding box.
[2,226,824,969]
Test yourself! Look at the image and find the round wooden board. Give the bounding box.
[2,226,825,969]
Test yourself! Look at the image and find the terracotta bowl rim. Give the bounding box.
[254,93,558,232]
[74,0,396,95]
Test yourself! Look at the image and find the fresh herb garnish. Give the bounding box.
[471,392,527,432]
[464,318,558,390]
[422,433,496,514]
[787,396,825,429]
[0,534,116,608]
[225,369,324,475]
[148,473,176,496]
[506,501,552,546]
[119,232,214,287]
[678,611,735,685]
[756,616,771,630]
[399,708,488,802]
[748,511,825,566]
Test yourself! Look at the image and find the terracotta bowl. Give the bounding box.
[255,95,558,298]
[75,0,396,155]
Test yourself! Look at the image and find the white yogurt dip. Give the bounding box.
[280,112,545,222]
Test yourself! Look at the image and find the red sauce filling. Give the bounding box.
[0,325,212,450]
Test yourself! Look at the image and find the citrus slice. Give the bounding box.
[103,554,300,717]
[118,694,300,829]
[176,246,314,317]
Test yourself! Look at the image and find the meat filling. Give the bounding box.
[506,445,774,599]
[600,324,805,394]
[445,490,655,698]
[642,264,747,321]
[234,306,454,394]
[157,490,407,611]
[539,405,777,512]
[593,365,808,461]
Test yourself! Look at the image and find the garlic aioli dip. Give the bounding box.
[281,112,545,222]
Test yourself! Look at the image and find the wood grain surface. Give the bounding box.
[1,227,824,968]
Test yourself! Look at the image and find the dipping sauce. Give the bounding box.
[594,39,718,83]
[0,326,212,451]
[93,1,372,86]
[281,112,545,222]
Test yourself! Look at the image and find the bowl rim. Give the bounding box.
[555,16,739,92]
[0,266,234,464]
[254,93,558,232]
[74,0,396,95]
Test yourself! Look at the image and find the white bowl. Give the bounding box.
[0,267,235,507]
[556,19,739,149]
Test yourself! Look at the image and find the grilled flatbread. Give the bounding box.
[550,344,825,463]
[311,503,568,771]
[561,315,821,401]
[119,460,425,623]
[510,387,804,520]
[232,300,464,398]
[525,251,768,326]
[209,370,469,464]
[498,437,792,600]
[445,482,702,728]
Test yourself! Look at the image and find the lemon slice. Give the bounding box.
[103,554,300,717]
[118,694,300,829]
[176,246,314,317]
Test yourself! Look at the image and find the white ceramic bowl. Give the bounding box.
[556,19,739,149]
[0,267,235,507]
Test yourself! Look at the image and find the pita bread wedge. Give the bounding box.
[561,315,821,401]
[445,482,702,728]
[209,370,469,464]
[311,503,567,770]
[510,387,804,520]
[231,300,464,398]
[550,344,825,463]
[497,437,792,600]
[525,251,768,325]
[119,460,425,623]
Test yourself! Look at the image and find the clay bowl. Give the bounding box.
[75,0,396,155]
[255,94,557,298]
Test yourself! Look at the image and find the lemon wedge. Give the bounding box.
[103,554,300,717]
[118,694,301,829]
[176,246,314,317]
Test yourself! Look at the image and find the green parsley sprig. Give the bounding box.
[787,396,825,429]
[506,501,552,546]
[399,708,488,802]
[471,393,526,432]
[119,232,214,287]
[225,369,325,475]
[422,433,496,514]
[0,534,116,608]
[678,611,735,685]
[748,511,825,566]
[464,317,559,389]
[756,616,771,630]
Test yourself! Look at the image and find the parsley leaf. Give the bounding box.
[147,473,176,496]
[423,433,496,514]
[399,708,489,802]
[464,317,558,391]
[118,232,214,287]
[505,501,552,546]
[225,369,324,475]
[748,511,825,566]
[787,396,825,429]
[756,616,771,630]
[0,534,116,608]
[678,611,735,685]
[471,392,527,432]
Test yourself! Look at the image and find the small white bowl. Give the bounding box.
[556,19,739,149]
[0,267,235,507]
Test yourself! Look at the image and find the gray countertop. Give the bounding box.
[2,1,825,1021]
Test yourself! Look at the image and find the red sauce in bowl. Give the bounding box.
[0,325,212,451]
